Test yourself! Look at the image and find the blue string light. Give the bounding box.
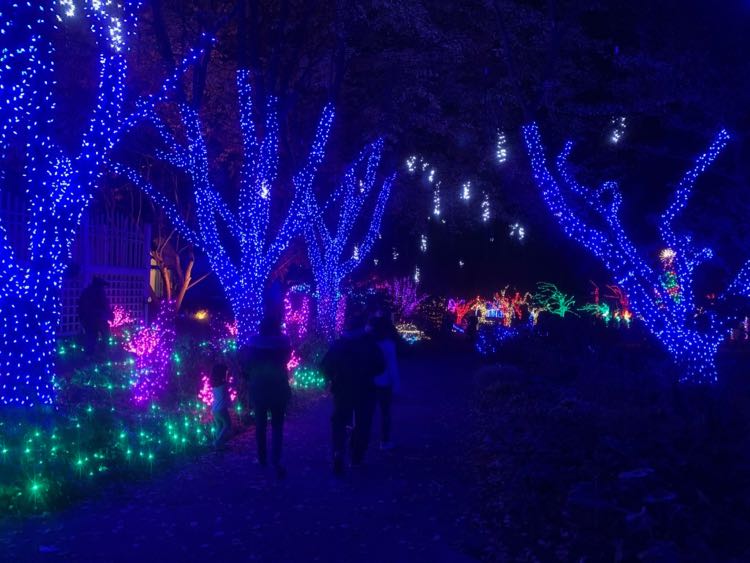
[117,71,335,346]
[0,2,208,407]
[302,139,395,339]
[522,122,744,384]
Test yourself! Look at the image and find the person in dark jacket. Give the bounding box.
[321,312,386,476]
[78,277,113,356]
[243,314,292,478]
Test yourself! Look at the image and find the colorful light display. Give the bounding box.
[301,140,394,339]
[283,289,310,344]
[108,305,135,330]
[532,283,577,318]
[395,323,429,344]
[389,277,428,320]
[523,122,743,382]
[197,373,238,407]
[491,288,528,326]
[447,297,480,326]
[124,302,176,405]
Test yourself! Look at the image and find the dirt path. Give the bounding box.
[1,350,481,562]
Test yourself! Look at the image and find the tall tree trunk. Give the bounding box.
[0,287,59,406]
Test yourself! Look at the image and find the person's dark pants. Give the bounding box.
[213,407,231,447]
[376,386,393,443]
[332,391,376,464]
[255,402,285,466]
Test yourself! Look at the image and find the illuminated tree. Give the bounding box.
[523,123,750,383]
[389,277,427,322]
[116,71,335,346]
[532,282,577,318]
[302,140,394,339]
[0,2,204,407]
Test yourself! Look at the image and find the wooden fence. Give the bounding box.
[1,193,151,336]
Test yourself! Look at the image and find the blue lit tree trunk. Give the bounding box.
[523,123,748,383]
[116,71,335,347]
[0,3,130,406]
[0,3,208,406]
[302,141,395,340]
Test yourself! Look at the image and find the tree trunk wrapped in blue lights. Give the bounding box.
[0,2,208,407]
[301,140,394,340]
[116,71,336,346]
[523,123,750,383]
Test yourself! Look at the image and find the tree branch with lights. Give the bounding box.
[523,122,745,383]
[116,70,335,345]
[302,140,395,339]
[0,2,209,407]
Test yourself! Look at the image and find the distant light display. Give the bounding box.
[509,222,526,241]
[609,116,627,144]
[433,181,441,216]
[481,192,490,222]
[395,323,429,344]
[533,282,577,318]
[496,130,508,163]
[461,181,472,201]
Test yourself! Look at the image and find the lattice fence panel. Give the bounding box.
[0,195,151,336]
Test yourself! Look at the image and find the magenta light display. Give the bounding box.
[286,350,301,373]
[124,302,176,405]
[198,372,237,407]
[108,305,135,330]
[389,277,427,321]
[283,289,310,344]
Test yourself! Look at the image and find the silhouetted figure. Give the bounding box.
[466,313,479,343]
[210,363,232,448]
[78,277,113,356]
[321,313,386,476]
[244,315,292,478]
[369,315,400,450]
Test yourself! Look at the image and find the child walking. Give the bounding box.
[211,363,232,448]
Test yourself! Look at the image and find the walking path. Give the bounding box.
[1,349,481,562]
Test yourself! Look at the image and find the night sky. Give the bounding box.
[59,0,750,302]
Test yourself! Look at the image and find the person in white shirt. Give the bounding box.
[210,363,232,448]
[369,315,400,450]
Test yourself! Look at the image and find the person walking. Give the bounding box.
[78,277,113,356]
[210,363,232,448]
[321,312,385,476]
[369,315,400,450]
[243,314,292,479]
